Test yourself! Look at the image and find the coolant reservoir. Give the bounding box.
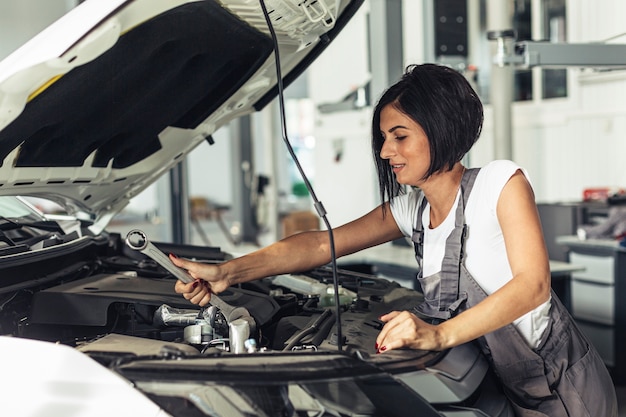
[270,274,328,296]
[319,287,355,307]
[270,274,356,306]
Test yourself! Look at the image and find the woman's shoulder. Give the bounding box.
[475,160,526,188]
[478,159,522,177]
[468,160,528,213]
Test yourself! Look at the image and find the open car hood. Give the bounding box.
[0,0,363,232]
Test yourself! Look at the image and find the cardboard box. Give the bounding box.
[281,211,319,238]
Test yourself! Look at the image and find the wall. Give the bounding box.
[187,127,233,206]
[313,109,377,227]
[308,0,626,211]
[0,0,75,60]
[306,1,378,227]
[469,0,626,203]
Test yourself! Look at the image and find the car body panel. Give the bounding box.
[0,335,169,417]
[0,0,362,232]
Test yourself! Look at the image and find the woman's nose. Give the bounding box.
[379,139,393,159]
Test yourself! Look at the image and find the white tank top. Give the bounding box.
[390,160,550,347]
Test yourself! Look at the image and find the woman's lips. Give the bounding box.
[391,164,404,174]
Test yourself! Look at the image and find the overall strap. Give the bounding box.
[411,194,427,273]
[439,168,479,310]
[411,168,480,315]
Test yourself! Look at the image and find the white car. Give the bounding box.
[0,1,513,416]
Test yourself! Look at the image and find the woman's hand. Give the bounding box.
[375,311,447,353]
[169,254,230,306]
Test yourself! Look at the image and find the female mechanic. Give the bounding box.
[170,64,617,416]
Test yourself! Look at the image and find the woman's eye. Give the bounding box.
[395,135,407,141]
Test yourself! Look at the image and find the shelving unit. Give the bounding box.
[556,235,626,384]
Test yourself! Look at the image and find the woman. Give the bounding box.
[170,64,617,416]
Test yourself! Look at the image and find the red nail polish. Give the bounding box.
[169,253,178,258]
[380,346,387,351]
[192,281,198,288]
[374,343,379,349]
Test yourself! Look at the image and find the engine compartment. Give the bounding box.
[0,231,423,358]
[0,230,517,416]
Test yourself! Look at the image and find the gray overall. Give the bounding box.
[411,168,617,417]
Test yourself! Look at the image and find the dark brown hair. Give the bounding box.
[371,64,483,205]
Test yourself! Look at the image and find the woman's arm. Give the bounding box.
[376,170,551,351]
[171,203,404,306]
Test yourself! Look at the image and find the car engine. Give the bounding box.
[0,227,517,417]
[0,230,420,357]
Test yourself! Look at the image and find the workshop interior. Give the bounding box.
[0,0,626,416]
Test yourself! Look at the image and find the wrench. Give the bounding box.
[125,229,194,283]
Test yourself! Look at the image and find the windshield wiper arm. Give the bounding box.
[0,217,64,233]
[0,216,21,230]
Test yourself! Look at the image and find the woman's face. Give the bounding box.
[379,104,431,186]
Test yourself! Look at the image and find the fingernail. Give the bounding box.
[192,281,198,288]
[169,253,178,258]
[374,343,379,350]
[380,346,387,351]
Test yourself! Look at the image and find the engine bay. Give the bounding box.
[0,231,423,358]
[0,229,517,416]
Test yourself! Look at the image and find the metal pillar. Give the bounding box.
[230,115,258,245]
[369,0,405,247]
[169,159,190,244]
[487,0,514,160]
[368,0,404,102]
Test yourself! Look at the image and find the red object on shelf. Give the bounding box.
[583,187,611,202]
[583,187,626,202]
